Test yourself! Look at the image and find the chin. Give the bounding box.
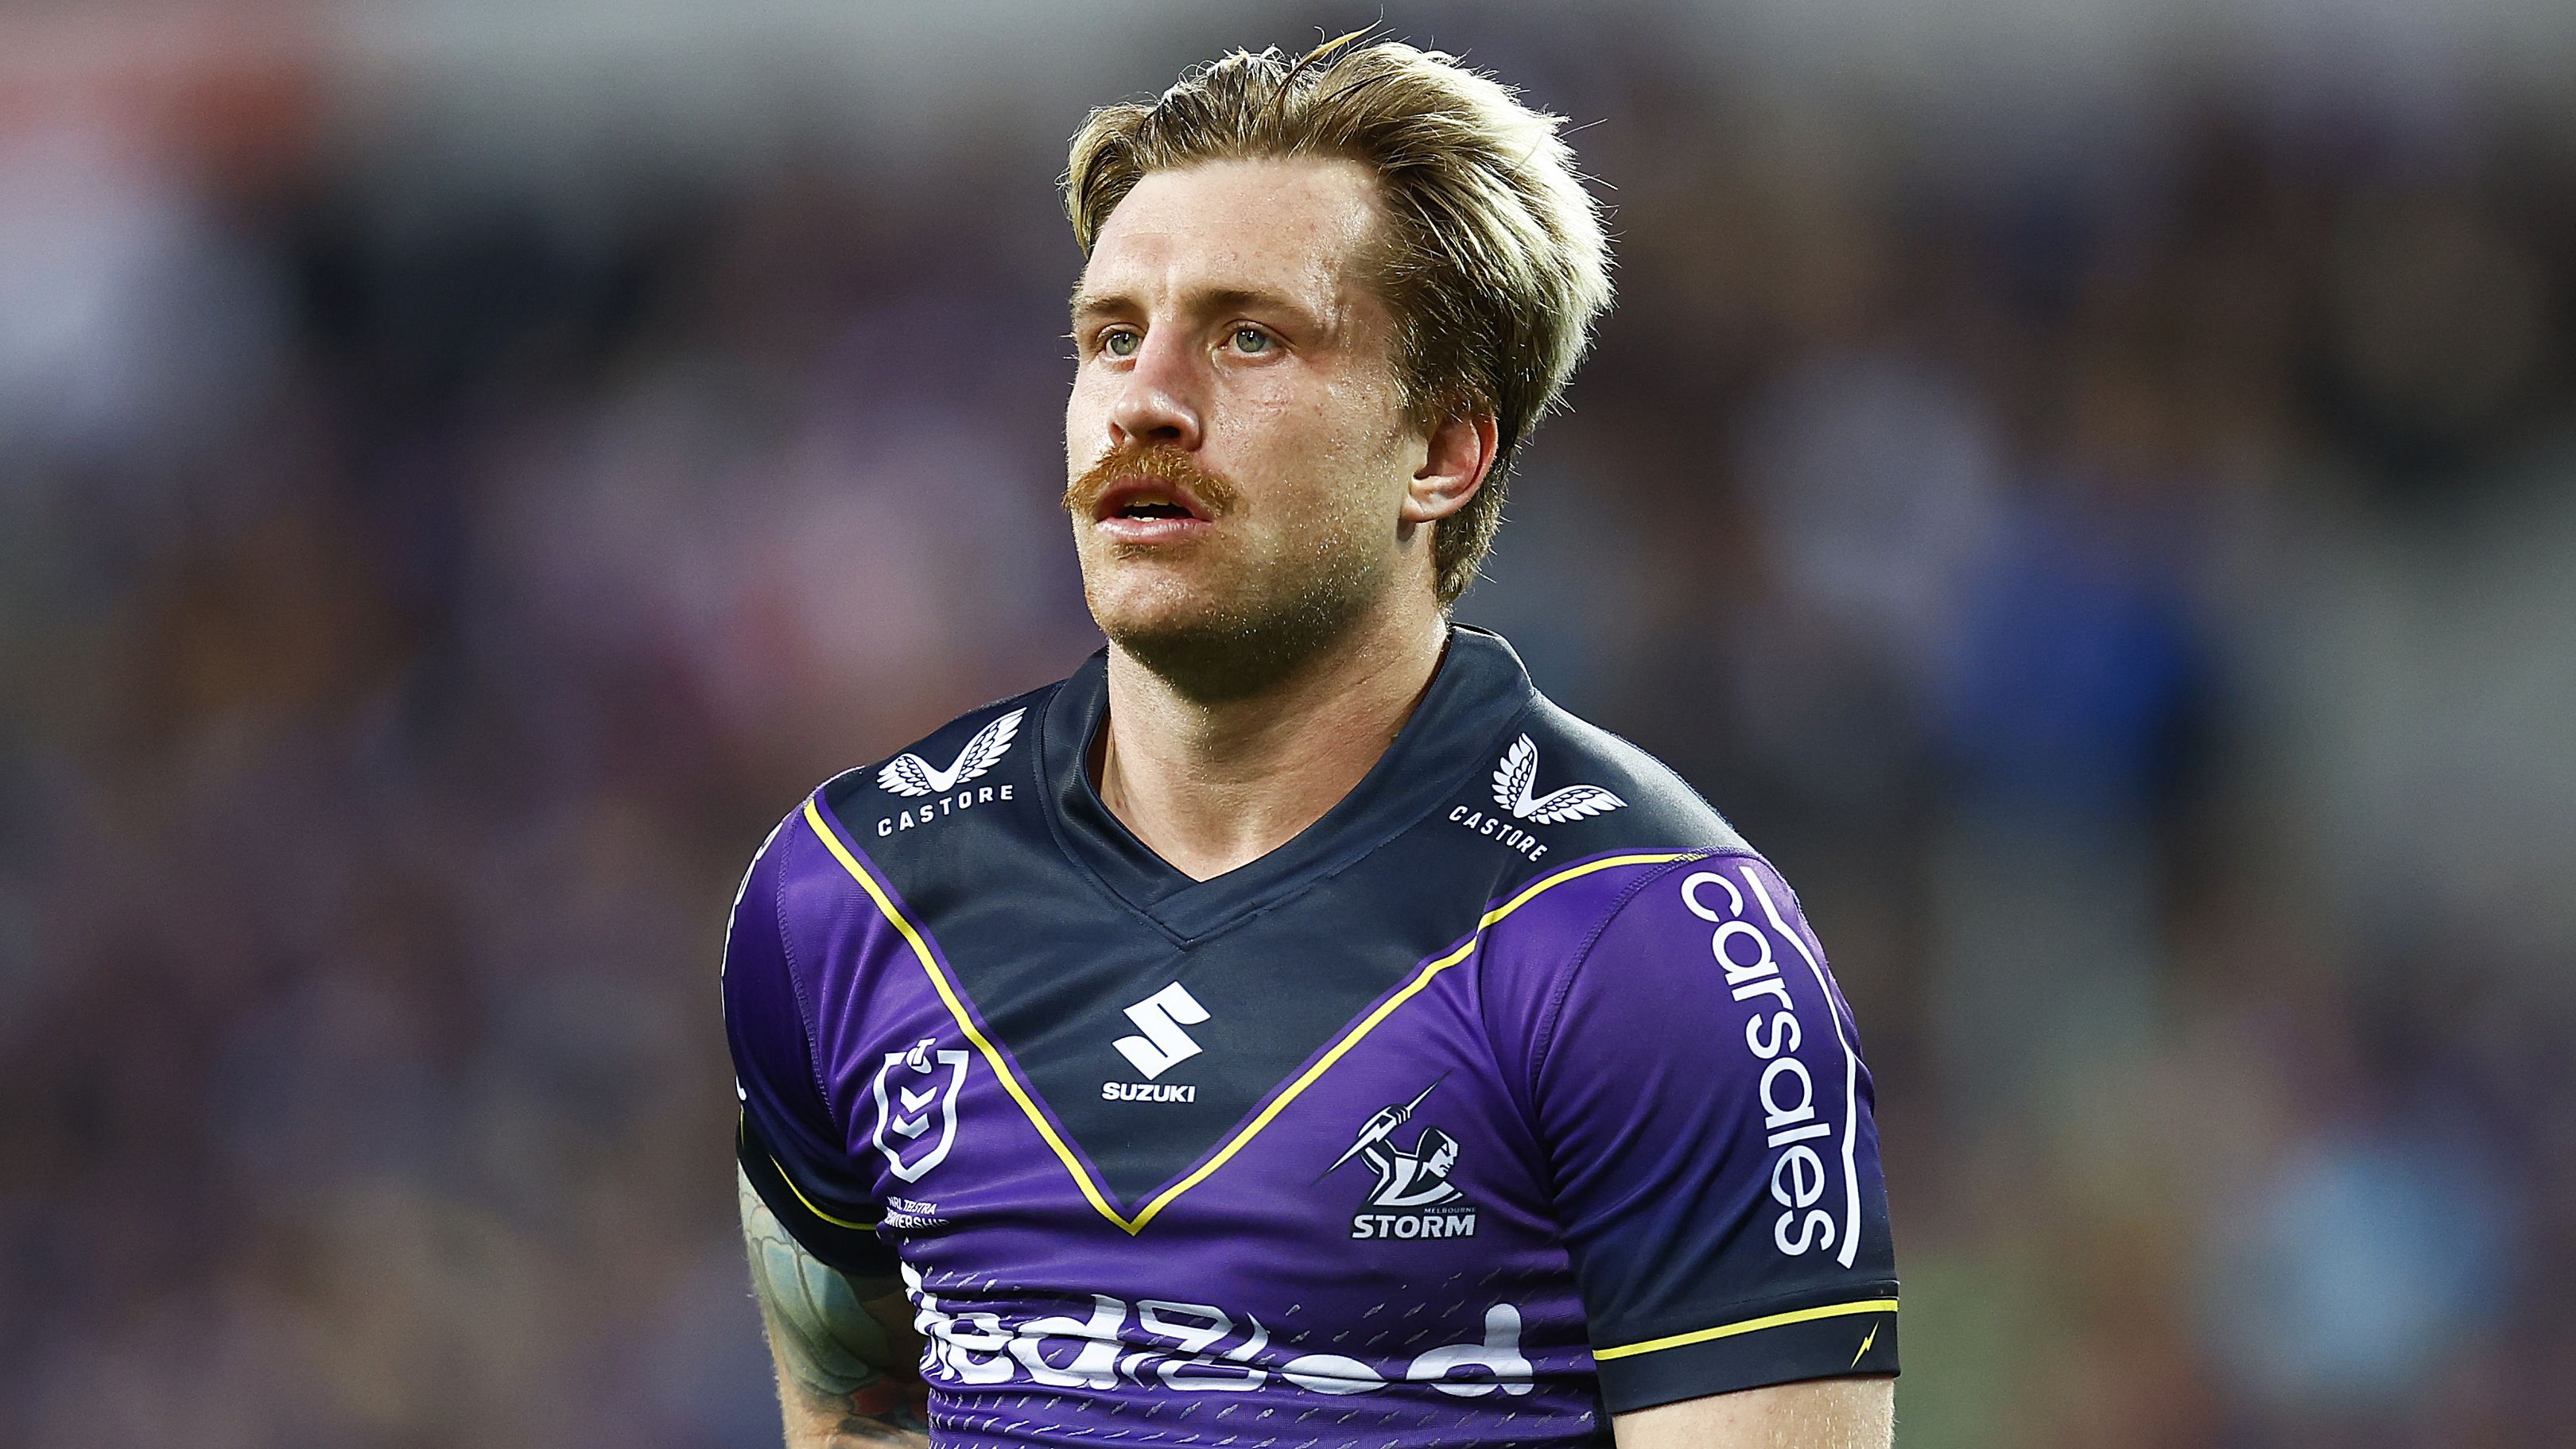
[1089,592,1255,685]
[1084,560,1390,703]
[1084,568,1215,642]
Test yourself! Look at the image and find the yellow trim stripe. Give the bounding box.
[1594,1298,1899,1362]
[804,798,1131,1228]
[770,1151,876,1231]
[805,794,1693,1235]
[1123,849,1698,1232]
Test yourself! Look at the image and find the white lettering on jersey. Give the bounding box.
[1406,1304,1535,1397]
[1101,1082,1197,1102]
[1682,864,1864,1266]
[875,783,1014,837]
[902,1264,1534,1401]
[1445,804,1548,861]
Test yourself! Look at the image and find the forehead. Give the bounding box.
[1080,155,1385,305]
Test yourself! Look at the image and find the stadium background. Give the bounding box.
[4,1,2574,1443]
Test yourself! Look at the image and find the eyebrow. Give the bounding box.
[1069,285,1330,337]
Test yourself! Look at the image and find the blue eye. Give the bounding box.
[1232,327,1271,354]
[1103,329,1139,358]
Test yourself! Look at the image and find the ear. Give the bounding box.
[1400,410,1499,525]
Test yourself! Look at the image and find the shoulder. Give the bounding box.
[810,677,1063,859]
[1457,690,1775,986]
[1467,689,1752,876]
[720,676,1070,961]
[727,676,1072,1016]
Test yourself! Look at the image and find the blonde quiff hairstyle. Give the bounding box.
[1065,37,1613,606]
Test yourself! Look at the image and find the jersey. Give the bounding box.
[724,627,1898,1447]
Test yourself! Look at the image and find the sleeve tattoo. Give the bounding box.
[738,1164,932,1447]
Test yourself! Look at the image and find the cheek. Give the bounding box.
[1066,397,1130,490]
[1240,374,1404,473]
[1306,386,1414,506]
[1065,375,1104,450]
[1317,365,1414,456]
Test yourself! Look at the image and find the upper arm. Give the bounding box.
[722,804,898,1278]
[1613,1375,1893,1448]
[724,807,927,1444]
[1525,855,1900,1414]
[738,1162,929,1447]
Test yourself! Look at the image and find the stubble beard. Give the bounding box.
[1068,445,1392,703]
[1096,524,1391,704]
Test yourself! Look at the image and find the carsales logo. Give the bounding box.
[1680,863,1861,1265]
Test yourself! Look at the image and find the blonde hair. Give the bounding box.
[1065,37,1613,605]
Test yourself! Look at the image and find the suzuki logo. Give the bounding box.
[1112,982,1208,1079]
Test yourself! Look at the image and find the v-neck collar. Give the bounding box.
[1035,626,1537,941]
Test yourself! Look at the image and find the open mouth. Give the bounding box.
[1092,477,1212,526]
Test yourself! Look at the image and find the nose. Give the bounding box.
[1107,327,1204,453]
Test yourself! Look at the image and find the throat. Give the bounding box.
[1092,621,1450,882]
[1095,728,1336,881]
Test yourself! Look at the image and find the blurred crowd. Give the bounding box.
[3,6,2573,1447]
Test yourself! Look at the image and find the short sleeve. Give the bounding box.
[724,805,899,1279]
[1530,854,1899,1411]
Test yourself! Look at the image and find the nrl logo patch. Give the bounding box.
[879,709,1026,799]
[871,1036,968,1183]
[1490,734,1625,824]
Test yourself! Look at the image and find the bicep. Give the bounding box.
[739,1164,930,1447]
[1612,1377,1894,1449]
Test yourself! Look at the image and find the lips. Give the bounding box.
[1092,475,1213,524]
[1090,474,1217,545]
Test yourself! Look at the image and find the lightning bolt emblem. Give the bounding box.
[1321,1077,1445,1180]
[1849,1321,1881,1369]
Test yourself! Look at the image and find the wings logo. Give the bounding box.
[871,1036,969,1183]
[1490,734,1625,824]
[879,710,1026,799]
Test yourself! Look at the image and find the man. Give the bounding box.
[724,37,1898,1448]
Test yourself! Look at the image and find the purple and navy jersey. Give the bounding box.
[724,628,1897,1447]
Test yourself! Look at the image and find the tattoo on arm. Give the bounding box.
[739,1164,931,1447]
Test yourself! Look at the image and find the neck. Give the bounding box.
[1096,596,1449,881]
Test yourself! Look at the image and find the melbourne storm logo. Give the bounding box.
[1325,1079,1479,1240]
